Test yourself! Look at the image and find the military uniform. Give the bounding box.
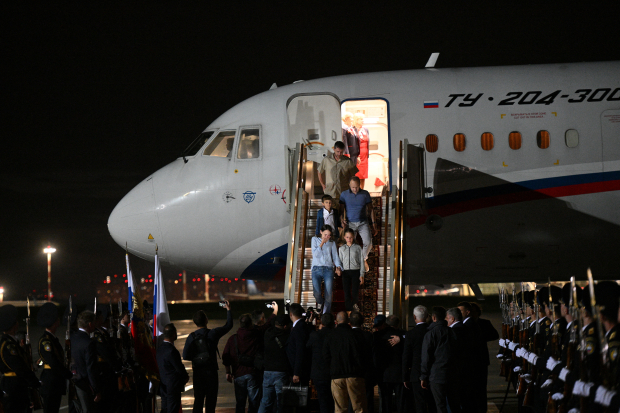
[0,305,41,413]
[605,324,619,390]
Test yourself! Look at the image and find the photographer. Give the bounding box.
[183,300,233,413]
[223,302,278,413]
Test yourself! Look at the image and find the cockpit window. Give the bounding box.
[203,130,236,157]
[237,128,260,159]
[184,130,215,156]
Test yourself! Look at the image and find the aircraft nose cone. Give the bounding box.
[108,177,161,260]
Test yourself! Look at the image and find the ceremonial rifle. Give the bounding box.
[558,277,578,413]
[65,296,77,401]
[547,279,561,413]
[517,284,529,397]
[587,269,611,388]
[523,287,540,408]
[25,298,44,410]
[109,302,114,338]
[499,287,510,377]
[577,278,589,413]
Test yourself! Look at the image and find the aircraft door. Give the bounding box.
[286,94,341,164]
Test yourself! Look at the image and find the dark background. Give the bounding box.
[2,3,619,304]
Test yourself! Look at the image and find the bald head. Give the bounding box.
[336,311,349,324]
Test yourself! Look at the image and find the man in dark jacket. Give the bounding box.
[323,312,367,413]
[307,312,336,413]
[403,305,435,413]
[447,307,475,413]
[351,312,376,413]
[157,323,189,413]
[287,303,310,384]
[374,315,406,413]
[420,307,459,413]
[223,303,278,413]
[71,310,102,413]
[258,314,291,413]
[183,300,233,413]
[469,302,499,413]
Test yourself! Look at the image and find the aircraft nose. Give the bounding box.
[108,177,161,260]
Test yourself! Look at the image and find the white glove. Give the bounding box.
[517,347,527,358]
[559,368,570,382]
[567,409,579,413]
[552,393,564,401]
[594,386,616,407]
[522,374,532,384]
[499,339,506,348]
[496,354,504,359]
[541,379,554,389]
[522,350,531,360]
[513,366,522,373]
[527,352,539,365]
[573,380,594,397]
[546,357,561,372]
[509,341,518,351]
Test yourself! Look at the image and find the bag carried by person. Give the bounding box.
[233,335,255,367]
[282,384,309,407]
[190,331,211,367]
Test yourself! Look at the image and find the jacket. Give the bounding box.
[323,323,365,379]
[287,319,310,379]
[420,321,456,384]
[182,310,233,371]
[71,329,102,393]
[402,322,429,382]
[222,315,274,378]
[450,322,474,376]
[306,328,333,381]
[352,327,375,383]
[263,326,291,373]
[374,326,405,383]
[477,317,499,366]
[342,126,360,157]
[156,341,189,395]
[38,331,72,395]
[338,244,365,278]
[316,208,341,237]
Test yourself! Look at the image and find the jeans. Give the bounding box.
[234,374,260,413]
[257,371,289,413]
[342,269,361,311]
[348,221,372,260]
[312,266,334,314]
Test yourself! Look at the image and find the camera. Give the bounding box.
[266,302,273,309]
[219,301,227,308]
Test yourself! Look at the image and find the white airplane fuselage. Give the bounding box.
[108,61,620,283]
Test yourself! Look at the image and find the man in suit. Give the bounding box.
[447,307,474,413]
[374,315,406,413]
[458,301,486,413]
[0,304,42,413]
[93,305,123,412]
[307,312,336,413]
[37,302,73,413]
[469,302,499,413]
[287,303,310,385]
[350,312,376,413]
[71,310,102,413]
[403,305,435,413]
[157,323,189,413]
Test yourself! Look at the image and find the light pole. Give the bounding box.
[0,286,4,302]
[43,246,56,301]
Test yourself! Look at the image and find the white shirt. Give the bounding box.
[293,319,300,328]
[463,317,471,324]
[450,321,462,328]
[323,208,336,230]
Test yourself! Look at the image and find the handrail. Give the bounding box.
[285,144,305,301]
[383,190,389,313]
[296,191,310,304]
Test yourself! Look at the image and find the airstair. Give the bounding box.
[284,143,412,327]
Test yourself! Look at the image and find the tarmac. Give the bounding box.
[24,312,516,412]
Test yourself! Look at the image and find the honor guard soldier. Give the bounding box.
[37,302,73,413]
[0,304,41,413]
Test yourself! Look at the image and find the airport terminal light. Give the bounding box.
[43,245,56,301]
[0,286,4,302]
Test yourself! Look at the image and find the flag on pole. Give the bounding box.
[126,252,136,314]
[153,250,170,338]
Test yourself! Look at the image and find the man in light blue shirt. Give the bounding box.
[311,224,343,314]
[339,176,378,272]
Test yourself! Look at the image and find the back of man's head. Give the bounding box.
[336,311,349,324]
[413,305,428,323]
[386,315,400,328]
[457,301,472,314]
[349,312,364,327]
[163,323,177,340]
[239,314,253,329]
[193,310,208,328]
[432,306,447,322]
[321,313,335,328]
[251,310,265,326]
[77,310,96,330]
[469,302,482,318]
[447,307,463,323]
[290,303,304,319]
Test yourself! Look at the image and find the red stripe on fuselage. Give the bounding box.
[408,179,620,228]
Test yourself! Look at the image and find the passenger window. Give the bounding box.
[565,129,579,148]
[184,131,215,156]
[426,134,438,153]
[203,130,236,157]
[237,128,260,159]
[453,133,466,152]
[537,130,550,149]
[481,132,494,151]
[509,132,522,150]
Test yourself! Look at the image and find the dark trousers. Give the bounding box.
[42,391,63,413]
[365,380,376,413]
[75,385,98,413]
[411,379,435,413]
[193,370,219,413]
[314,379,335,413]
[430,381,461,413]
[0,383,30,413]
[378,382,405,413]
[342,270,361,311]
[475,366,488,413]
[165,391,181,413]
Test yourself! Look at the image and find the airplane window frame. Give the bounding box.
[202,129,238,158]
[481,132,494,151]
[537,130,550,149]
[182,129,218,158]
[565,129,579,148]
[453,133,466,152]
[425,134,438,153]
[509,131,522,150]
[235,125,262,161]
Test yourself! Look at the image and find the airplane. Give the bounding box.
[108,60,620,303]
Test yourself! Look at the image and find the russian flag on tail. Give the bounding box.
[153,250,170,338]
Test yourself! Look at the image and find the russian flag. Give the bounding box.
[424,101,439,108]
[126,253,135,313]
[153,251,170,338]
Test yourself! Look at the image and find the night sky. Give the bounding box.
[3,3,619,304]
